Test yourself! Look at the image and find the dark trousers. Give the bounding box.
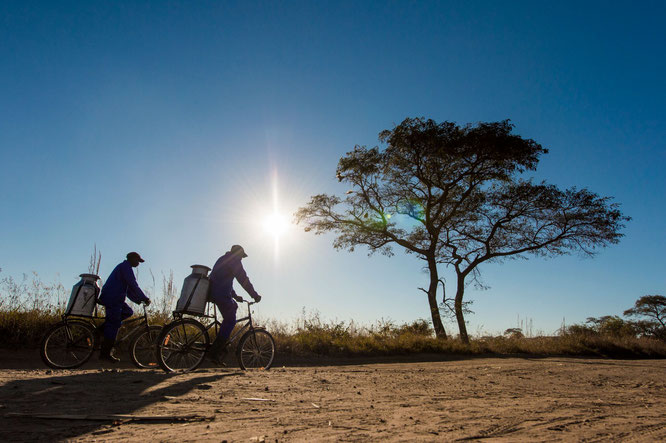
[101,302,133,340]
[214,297,238,342]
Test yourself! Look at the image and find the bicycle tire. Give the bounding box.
[129,325,162,369]
[237,328,275,370]
[156,318,209,373]
[40,321,96,369]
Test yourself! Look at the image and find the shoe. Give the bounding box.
[99,337,120,363]
[100,353,120,364]
[207,339,229,366]
[208,354,227,367]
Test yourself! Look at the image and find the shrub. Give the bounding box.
[503,328,524,339]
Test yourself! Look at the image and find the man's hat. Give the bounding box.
[127,252,145,262]
[230,245,248,258]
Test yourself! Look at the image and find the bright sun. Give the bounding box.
[262,212,289,238]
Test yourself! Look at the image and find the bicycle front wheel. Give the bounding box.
[237,329,275,370]
[156,319,209,372]
[40,321,96,369]
[129,325,162,369]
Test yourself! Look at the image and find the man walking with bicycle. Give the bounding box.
[97,252,151,363]
[208,245,262,364]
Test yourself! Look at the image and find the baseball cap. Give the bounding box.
[126,252,145,262]
[230,245,248,258]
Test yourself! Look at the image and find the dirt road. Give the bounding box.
[1,355,665,441]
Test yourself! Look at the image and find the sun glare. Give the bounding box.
[263,212,289,238]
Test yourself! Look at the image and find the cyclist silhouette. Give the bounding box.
[97,252,151,363]
[207,245,261,364]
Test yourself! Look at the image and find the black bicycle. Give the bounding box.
[156,299,275,372]
[40,303,161,370]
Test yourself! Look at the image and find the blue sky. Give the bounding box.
[1,1,664,335]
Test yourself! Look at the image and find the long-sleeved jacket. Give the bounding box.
[209,252,259,303]
[98,260,148,306]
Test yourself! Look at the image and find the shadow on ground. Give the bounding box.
[0,370,241,441]
[5,345,662,374]
[1,349,489,371]
[4,348,651,372]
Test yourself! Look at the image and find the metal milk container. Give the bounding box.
[175,265,211,315]
[65,274,101,317]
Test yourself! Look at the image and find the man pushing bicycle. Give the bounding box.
[208,245,262,364]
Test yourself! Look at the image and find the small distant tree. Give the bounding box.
[504,328,524,339]
[585,315,637,338]
[563,323,596,336]
[624,295,666,339]
[296,118,629,342]
[397,319,434,337]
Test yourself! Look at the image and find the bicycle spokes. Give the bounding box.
[41,322,96,369]
[238,330,275,370]
[157,319,208,372]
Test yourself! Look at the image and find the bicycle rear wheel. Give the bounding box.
[156,319,209,372]
[237,329,275,370]
[40,321,96,369]
[129,325,162,369]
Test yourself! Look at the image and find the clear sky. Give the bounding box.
[1,1,664,335]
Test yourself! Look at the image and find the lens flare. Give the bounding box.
[263,212,289,238]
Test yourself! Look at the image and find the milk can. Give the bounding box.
[175,265,211,316]
[65,274,101,317]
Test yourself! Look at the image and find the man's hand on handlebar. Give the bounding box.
[143,298,151,306]
[231,295,261,303]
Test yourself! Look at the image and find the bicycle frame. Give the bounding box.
[115,307,151,345]
[172,299,257,349]
[60,305,150,344]
[228,307,254,344]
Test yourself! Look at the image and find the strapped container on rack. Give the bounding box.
[175,265,212,316]
[65,274,101,317]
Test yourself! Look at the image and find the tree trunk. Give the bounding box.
[455,273,469,343]
[427,259,447,339]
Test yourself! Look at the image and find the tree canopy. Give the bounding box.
[624,295,666,339]
[296,117,630,342]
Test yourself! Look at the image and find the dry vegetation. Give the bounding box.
[1,269,665,358]
[266,314,666,359]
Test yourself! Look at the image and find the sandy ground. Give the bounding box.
[1,352,665,442]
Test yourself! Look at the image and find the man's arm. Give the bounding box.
[231,289,244,302]
[233,262,260,300]
[120,263,149,304]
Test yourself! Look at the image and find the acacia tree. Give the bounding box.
[624,295,666,339]
[296,118,629,342]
